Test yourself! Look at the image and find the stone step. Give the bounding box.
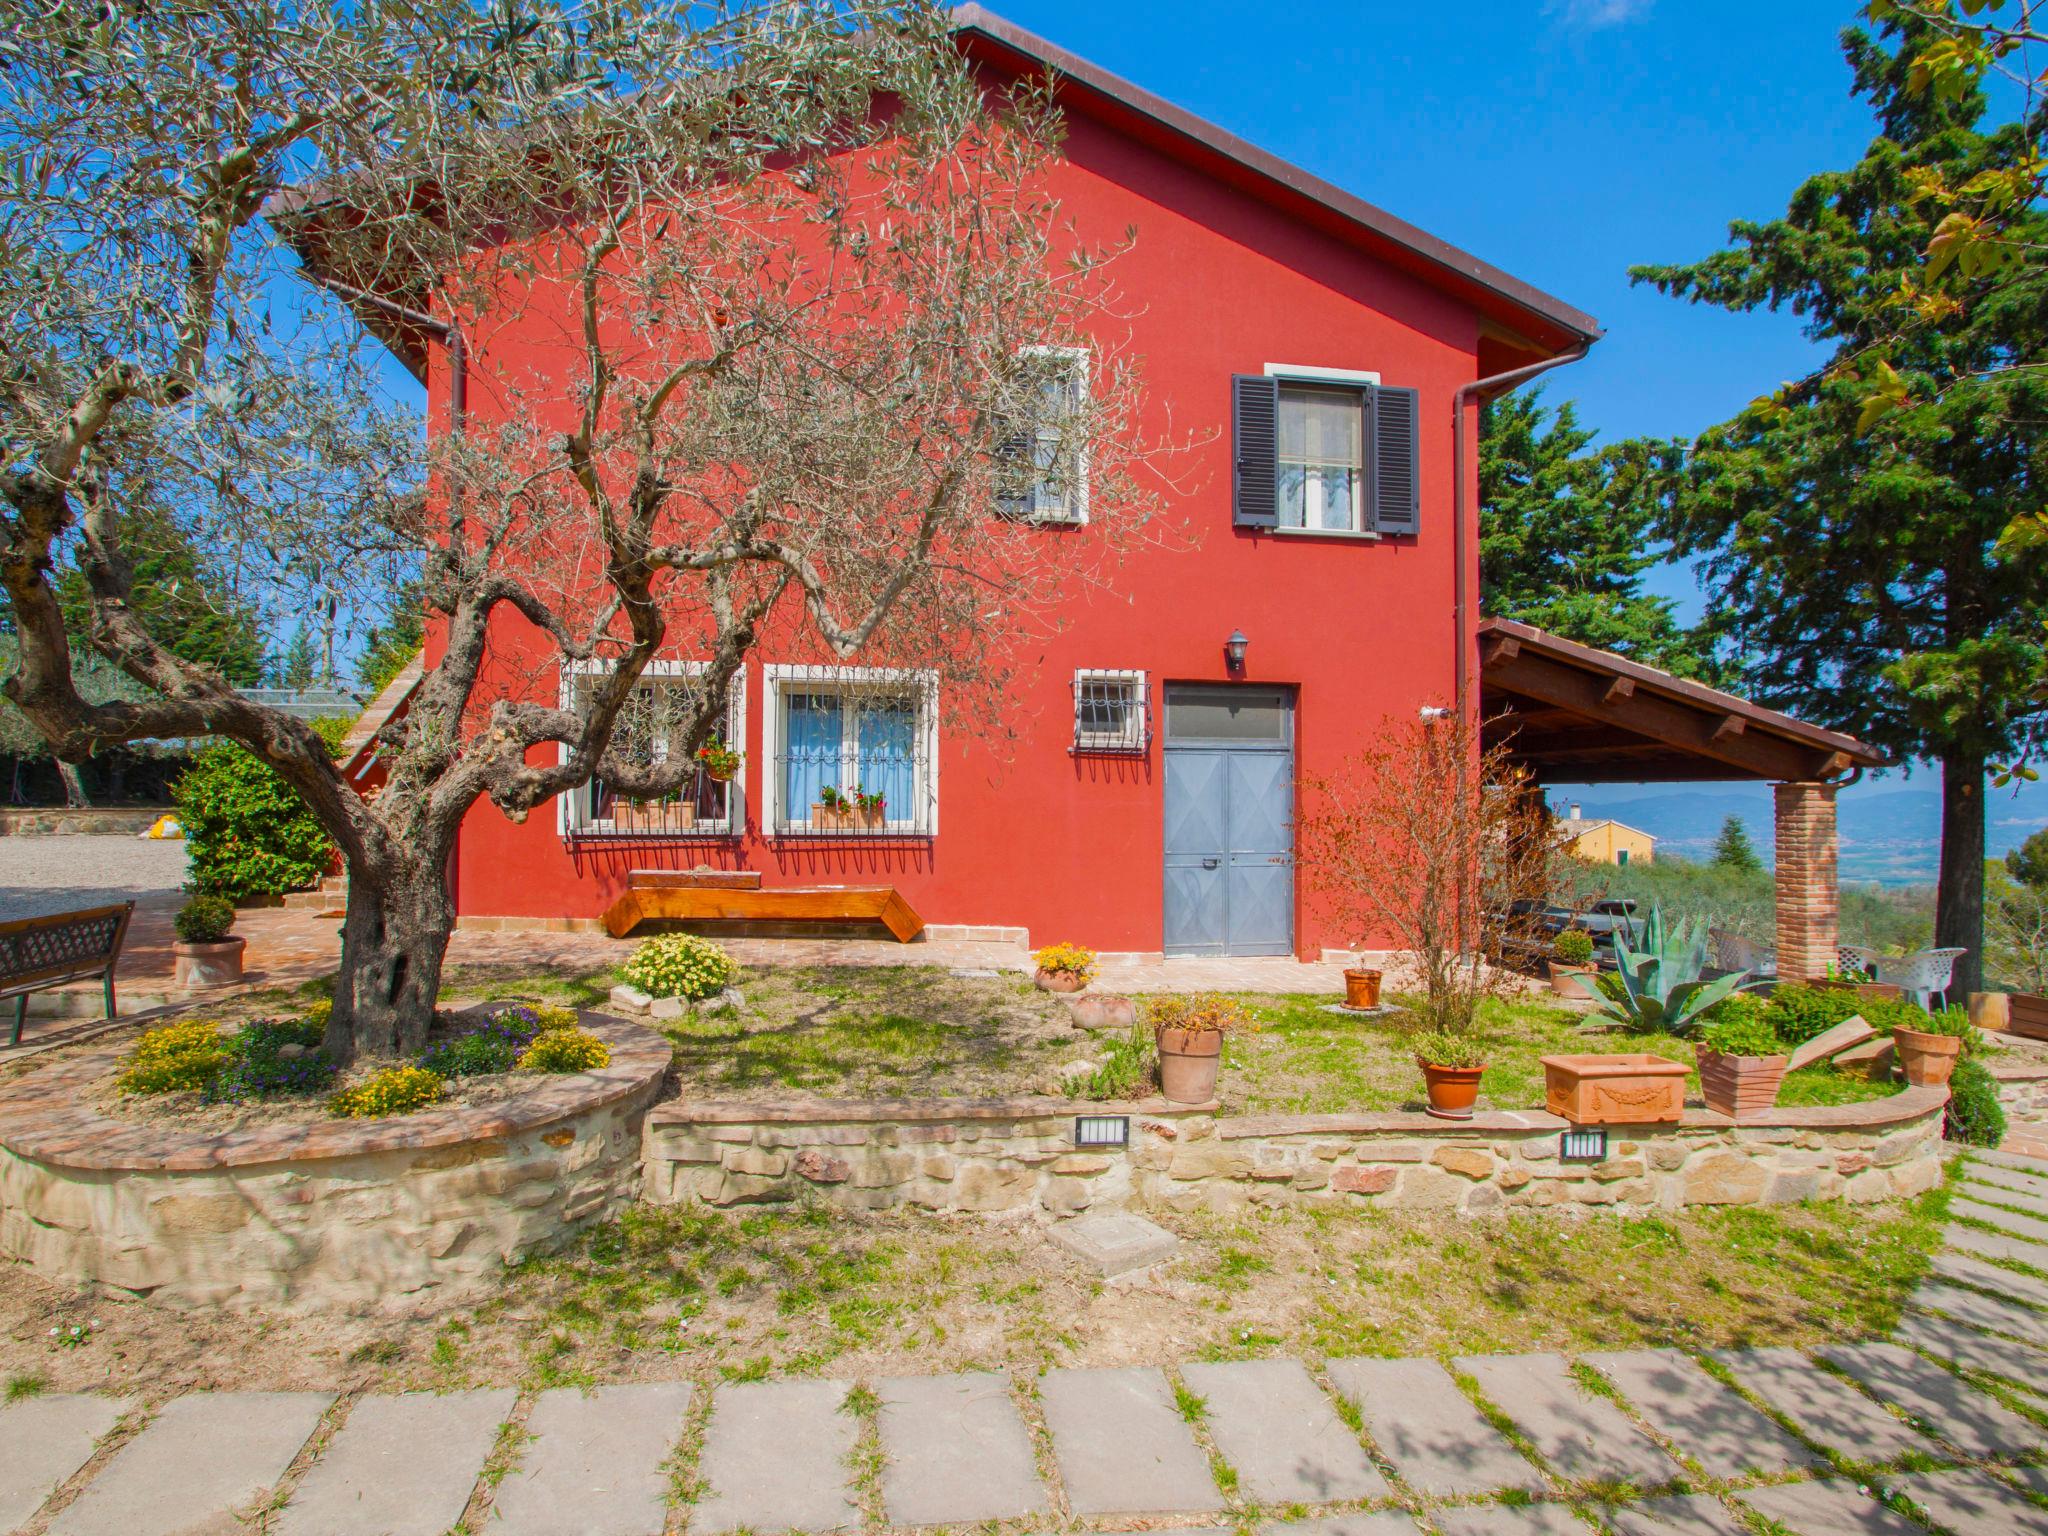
[1325,1356,1543,1498]
[1434,1505,1598,1536]
[1961,1174,2048,1221]
[50,1391,331,1536]
[277,1388,514,1536]
[1951,1194,2048,1245]
[1709,1347,1931,1464]
[1893,1312,2048,1398]
[1038,1366,1219,1517]
[1268,1516,1425,1536]
[875,1373,1047,1527]
[1970,1145,2048,1175]
[1895,1467,2048,1536]
[1180,1358,1388,1505]
[1818,1341,2039,1461]
[1943,1221,2048,1270]
[1911,1281,2048,1349]
[1964,1160,2048,1201]
[1931,1249,2048,1310]
[490,1383,689,1536]
[1456,1353,1681,1490]
[1581,1349,1818,1479]
[1738,1478,1926,1536]
[694,1379,860,1535]
[1600,1493,1753,1536]
[0,1393,130,1533]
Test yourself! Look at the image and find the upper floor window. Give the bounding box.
[1278,386,1364,532]
[997,346,1089,525]
[557,662,744,839]
[1231,370,1419,537]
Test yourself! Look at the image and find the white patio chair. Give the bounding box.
[1837,945,1878,981]
[1710,927,1775,977]
[1869,947,1968,1012]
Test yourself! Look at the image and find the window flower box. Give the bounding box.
[810,802,886,834]
[1540,1053,1688,1125]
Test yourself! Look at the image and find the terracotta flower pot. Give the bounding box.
[174,936,245,989]
[1156,1026,1222,1104]
[1418,1060,1485,1121]
[1035,967,1087,994]
[1697,1049,1790,1119]
[1546,961,1597,1000]
[1343,968,1382,1010]
[704,765,735,783]
[1892,1027,1963,1087]
[1067,993,1136,1030]
[1541,1053,1688,1125]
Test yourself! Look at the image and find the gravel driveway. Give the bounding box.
[0,834,188,919]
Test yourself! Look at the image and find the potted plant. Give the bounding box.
[1342,965,1382,1010]
[1696,1005,1790,1118]
[1541,1052,1690,1124]
[852,786,887,830]
[1147,994,1248,1105]
[1034,941,1097,994]
[1415,1029,1487,1120]
[1547,927,1597,999]
[696,737,742,783]
[1892,1008,1975,1088]
[813,785,853,831]
[172,894,245,987]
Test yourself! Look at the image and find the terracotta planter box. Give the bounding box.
[1892,1027,1962,1087]
[1343,968,1382,1010]
[1067,993,1135,1030]
[1547,961,1597,1000]
[1035,967,1087,994]
[1697,1049,1790,1119]
[1418,1060,1484,1121]
[2008,992,2048,1042]
[1156,1026,1221,1105]
[1541,1052,1688,1126]
[174,936,245,989]
[810,803,885,833]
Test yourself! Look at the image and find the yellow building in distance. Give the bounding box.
[1561,803,1656,867]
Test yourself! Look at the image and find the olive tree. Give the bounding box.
[0,0,1155,1059]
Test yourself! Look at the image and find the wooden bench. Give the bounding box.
[601,871,923,942]
[0,901,134,1046]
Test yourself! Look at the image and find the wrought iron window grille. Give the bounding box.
[560,663,744,840]
[768,666,937,838]
[1071,669,1149,755]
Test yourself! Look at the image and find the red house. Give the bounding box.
[358,8,1603,960]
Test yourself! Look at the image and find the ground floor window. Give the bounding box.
[558,663,744,838]
[767,667,937,835]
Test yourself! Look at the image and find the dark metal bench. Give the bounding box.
[0,901,134,1046]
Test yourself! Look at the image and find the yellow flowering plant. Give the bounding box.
[518,1027,611,1073]
[330,1065,445,1118]
[1033,942,1098,982]
[118,1019,231,1094]
[621,934,740,1000]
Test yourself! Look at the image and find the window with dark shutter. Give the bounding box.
[1369,384,1420,536]
[1231,374,1279,528]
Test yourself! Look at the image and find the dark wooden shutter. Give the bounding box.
[993,428,1034,521]
[1368,384,1419,535]
[1232,374,1279,528]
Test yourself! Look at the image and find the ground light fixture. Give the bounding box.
[1073,1114,1131,1149]
[1560,1127,1609,1163]
[1224,630,1249,672]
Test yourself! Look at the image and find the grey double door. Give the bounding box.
[1163,685,1294,956]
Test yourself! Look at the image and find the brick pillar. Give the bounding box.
[1774,781,1839,983]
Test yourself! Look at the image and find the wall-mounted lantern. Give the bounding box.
[1224,630,1249,673]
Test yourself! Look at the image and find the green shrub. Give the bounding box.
[117,1019,230,1094]
[1552,928,1595,966]
[1700,1012,1783,1058]
[1413,1029,1486,1068]
[621,934,740,1000]
[1945,1058,2007,1148]
[1763,985,1926,1045]
[517,1027,611,1073]
[1904,1005,1980,1051]
[1066,1024,1154,1101]
[173,894,235,945]
[331,1065,445,1118]
[173,717,349,900]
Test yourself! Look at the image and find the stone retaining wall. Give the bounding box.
[0,1017,669,1311]
[1990,1059,2048,1120]
[644,1088,1950,1218]
[0,806,165,837]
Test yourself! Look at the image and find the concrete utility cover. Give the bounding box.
[1047,1212,1179,1277]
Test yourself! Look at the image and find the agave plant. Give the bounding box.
[1588,905,1751,1037]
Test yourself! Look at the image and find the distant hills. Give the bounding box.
[1555,784,2047,886]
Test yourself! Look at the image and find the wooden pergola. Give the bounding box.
[1477,618,1888,979]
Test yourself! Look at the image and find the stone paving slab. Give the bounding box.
[1891,1312,2048,1399]
[1944,1220,2048,1269]
[1913,1279,2048,1347]
[1818,1341,2039,1460]
[1738,1479,1925,1536]
[0,1393,129,1533]
[1931,1249,2048,1309]
[1581,1349,1817,1478]
[1457,1353,1680,1489]
[278,1388,515,1536]
[1952,1193,2048,1243]
[1267,1516,1425,1536]
[51,1390,331,1536]
[1963,1161,2048,1200]
[1961,1175,2048,1220]
[1600,1493,1753,1536]
[1897,1467,2048,1536]
[1969,1146,2048,1176]
[694,1379,860,1535]
[1432,1504,1598,1536]
[1325,1356,1543,1498]
[1709,1347,1930,1463]
[489,1382,689,1536]
[876,1373,1047,1526]
[1181,1359,1387,1505]
[1038,1367,1220,1517]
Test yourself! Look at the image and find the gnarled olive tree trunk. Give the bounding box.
[329,847,457,1062]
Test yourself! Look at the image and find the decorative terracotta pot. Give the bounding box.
[704,764,736,783]
[2008,992,2048,1042]
[1156,1026,1222,1105]
[1418,1060,1484,1121]
[1547,961,1597,1000]
[1540,1053,1689,1125]
[1967,991,2010,1033]
[1067,993,1136,1030]
[1035,967,1087,994]
[174,936,245,989]
[1697,1049,1790,1119]
[1892,1027,1963,1087]
[1343,968,1382,1010]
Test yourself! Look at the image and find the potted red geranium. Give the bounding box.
[695,737,742,783]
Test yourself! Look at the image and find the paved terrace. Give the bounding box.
[5,1146,2048,1535]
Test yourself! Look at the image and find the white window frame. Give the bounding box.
[762,663,940,836]
[1014,344,1091,525]
[1273,379,1371,535]
[555,659,747,837]
[1072,668,1149,754]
